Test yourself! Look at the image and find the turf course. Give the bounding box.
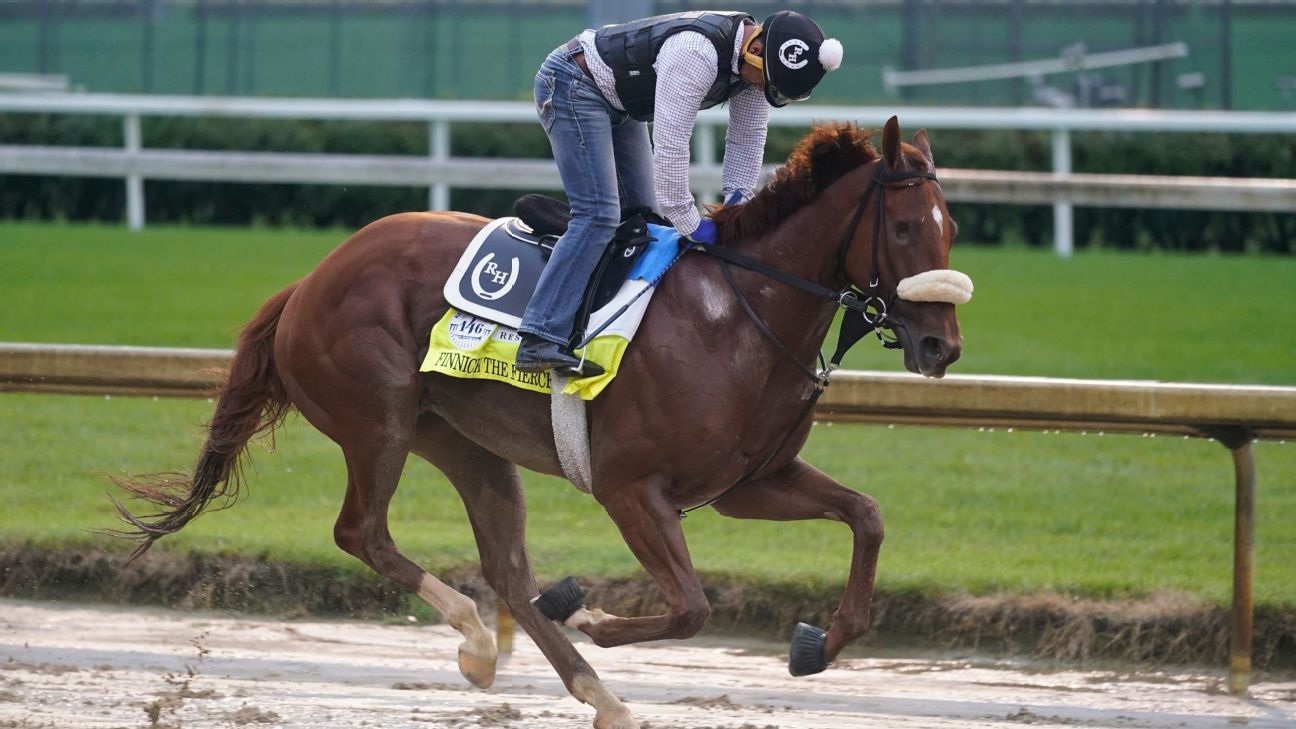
[1,221,1294,608]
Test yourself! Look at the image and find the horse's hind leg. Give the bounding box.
[331,421,497,688]
[411,418,637,729]
[711,457,884,674]
[564,475,712,648]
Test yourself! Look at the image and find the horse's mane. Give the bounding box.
[711,122,879,246]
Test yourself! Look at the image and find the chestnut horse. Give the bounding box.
[115,117,964,729]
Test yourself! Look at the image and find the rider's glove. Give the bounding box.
[724,190,747,207]
[686,219,717,245]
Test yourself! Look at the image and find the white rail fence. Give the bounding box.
[3,93,1296,256]
[882,42,1190,93]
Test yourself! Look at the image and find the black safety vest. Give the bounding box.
[593,11,752,122]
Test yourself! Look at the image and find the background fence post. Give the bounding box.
[693,121,719,204]
[1051,127,1073,257]
[124,113,145,232]
[429,119,450,211]
[1227,435,1256,697]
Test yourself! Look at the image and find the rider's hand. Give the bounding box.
[724,190,746,207]
[687,219,717,245]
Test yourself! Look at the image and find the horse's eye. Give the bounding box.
[951,219,960,241]
[895,221,911,245]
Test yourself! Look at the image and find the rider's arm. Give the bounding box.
[651,32,719,238]
[721,84,769,205]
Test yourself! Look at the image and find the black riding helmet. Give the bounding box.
[756,10,843,107]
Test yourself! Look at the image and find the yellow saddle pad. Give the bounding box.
[420,308,638,400]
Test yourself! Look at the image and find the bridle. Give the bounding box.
[680,162,940,517]
[692,163,940,381]
[839,165,941,338]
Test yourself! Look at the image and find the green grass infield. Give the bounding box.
[2,221,1294,608]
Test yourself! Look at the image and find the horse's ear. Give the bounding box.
[913,128,934,168]
[882,116,902,172]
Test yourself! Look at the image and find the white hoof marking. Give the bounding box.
[417,574,497,687]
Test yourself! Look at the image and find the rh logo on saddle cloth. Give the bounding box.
[419,216,680,400]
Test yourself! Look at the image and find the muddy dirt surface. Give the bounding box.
[0,599,1292,729]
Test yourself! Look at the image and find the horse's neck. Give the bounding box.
[724,185,858,362]
[738,166,866,289]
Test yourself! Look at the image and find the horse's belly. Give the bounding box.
[419,375,566,478]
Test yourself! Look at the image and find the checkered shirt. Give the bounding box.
[578,26,770,236]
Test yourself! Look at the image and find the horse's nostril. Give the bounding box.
[921,336,944,362]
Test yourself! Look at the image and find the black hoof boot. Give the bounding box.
[788,622,830,677]
[532,576,585,622]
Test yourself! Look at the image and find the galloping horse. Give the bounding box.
[114,117,965,729]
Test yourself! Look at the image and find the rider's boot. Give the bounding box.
[515,334,605,377]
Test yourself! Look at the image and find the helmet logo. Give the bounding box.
[778,38,810,69]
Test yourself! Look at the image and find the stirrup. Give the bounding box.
[562,359,605,378]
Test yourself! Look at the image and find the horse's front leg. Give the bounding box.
[711,457,884,675]
[543,476,710,648]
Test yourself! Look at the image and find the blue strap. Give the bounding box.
[630,224,683,281]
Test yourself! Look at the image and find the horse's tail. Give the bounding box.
[110,282,299,562]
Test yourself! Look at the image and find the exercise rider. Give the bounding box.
[515,9,844,376]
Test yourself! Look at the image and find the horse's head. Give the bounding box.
[709,118,969,377]
[842,116,970,378]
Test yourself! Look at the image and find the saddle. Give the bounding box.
[429,196,685,401]
[445,194,659,347]
[515,194,665,345]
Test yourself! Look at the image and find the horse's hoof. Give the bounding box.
[533,576,585,622]
[458,645,497,689]
[593,705,639,729]
[788,622,829,676]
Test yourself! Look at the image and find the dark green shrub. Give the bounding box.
[1,114,1291,253]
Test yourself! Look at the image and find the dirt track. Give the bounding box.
[1,599,1292,729]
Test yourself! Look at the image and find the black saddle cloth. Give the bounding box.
[513,194,663,347]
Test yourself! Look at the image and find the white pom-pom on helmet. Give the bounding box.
[758,10,843,107]
[818,38,844,72]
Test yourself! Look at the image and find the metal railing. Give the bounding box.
[3,93,1296,256]
[0,73,72,93]
[3,341,1294,694]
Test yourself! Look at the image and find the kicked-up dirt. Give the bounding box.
[0,598,1292,729]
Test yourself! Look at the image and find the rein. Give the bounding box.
[679,164,938,518]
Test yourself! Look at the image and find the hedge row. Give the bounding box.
[3,114,1292,253]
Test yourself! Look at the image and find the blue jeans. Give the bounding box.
[519,46,655,346]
